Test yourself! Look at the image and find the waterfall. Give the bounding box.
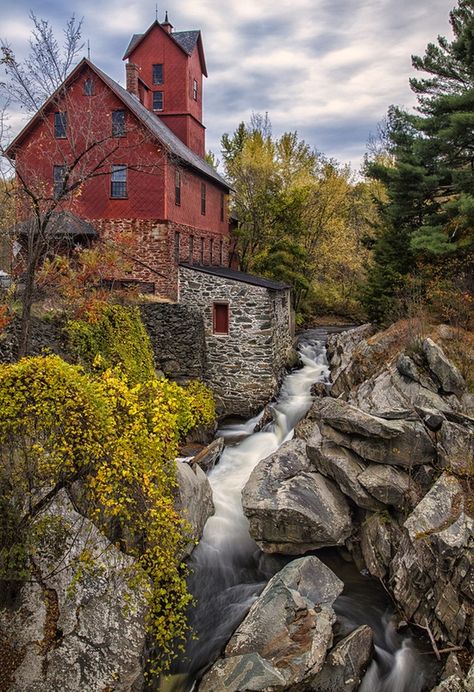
[165,333,432,692]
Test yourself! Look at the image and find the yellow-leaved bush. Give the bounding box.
[0,354,216,672]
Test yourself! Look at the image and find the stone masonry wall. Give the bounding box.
[270,289,294,377]
[140,303,206,382]
[179,266,293,417]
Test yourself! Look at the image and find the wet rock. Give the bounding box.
[391,473,473,645]
[441,653,464,681]
[307,438,384,511]
[220,557,344,689]
[404,473,472,557]
[242,439,352,553]
[311,382,332,398]
[358,464,419,511]
[397,353,438,392]
[175,460,214,558]
[437,421,474,477]
[312,398,436,467]
[422,338,465,398]
[199,653,286,691]
[326,324,375,397]
[360,513,402,579]
[191,437,225,473]
[414,405,446,431]
[0,490,148,692]
[306,624,373,691]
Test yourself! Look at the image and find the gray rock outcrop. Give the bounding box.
[0,490,148,692]
[200,556,344,691]
[310,398,436,467]
[242,439,352,553]
[422,338,466,398]
[175,460,214,558]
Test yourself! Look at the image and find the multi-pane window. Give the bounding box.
[110,165,127,198]
[193,78,198,101]
[112,110,126,137]
[153,64,163,84]
[53,165,67,198]
[153,92,163,111]
[54,112,67,138]
[84,78,94,96]
[174,232,180,261]
[189,235,194,263]
[175,169,181,205]
[200,183,206,215]
[213,302,229,335]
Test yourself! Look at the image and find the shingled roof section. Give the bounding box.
[172,30,200,55]
[91,63,230,190]
[179,263,290,291]
[124,34,142,57]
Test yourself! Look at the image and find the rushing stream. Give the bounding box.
[166,331,436,691]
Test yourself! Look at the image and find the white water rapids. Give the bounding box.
[165,333,434,692]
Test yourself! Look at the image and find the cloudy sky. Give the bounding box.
[1,0,455,172]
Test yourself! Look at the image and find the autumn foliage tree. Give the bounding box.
[222,115,377,316]
[363,0,474,324]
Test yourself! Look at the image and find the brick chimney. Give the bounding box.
[126,62,139,97]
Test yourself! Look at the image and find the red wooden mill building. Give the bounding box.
[6,14,231,299]
[6,14,293,416]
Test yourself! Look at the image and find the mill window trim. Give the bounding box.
[110,164,127,198]
[54,112,67,139]
[53,165,67,199]
[201,183,206,215]
[153,91,164,111]
[175,169,181,205]
[192,78,198,101]
[112,110,126,137]
[212,302,230,335]
[153,64,164,85]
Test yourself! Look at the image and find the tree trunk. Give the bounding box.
[17,258,37,359]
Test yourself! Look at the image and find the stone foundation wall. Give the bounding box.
[140,303,206,382]
[179,266,293,417]
[91,219,229,301]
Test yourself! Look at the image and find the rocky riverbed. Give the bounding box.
[198,324,473,691]
[1,323,472,691]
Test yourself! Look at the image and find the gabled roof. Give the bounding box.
[16,211,97,238]
[5,58,229,190]
[123,21,207,76]
[179,263,290,291]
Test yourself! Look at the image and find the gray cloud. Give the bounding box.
[1,0,456,172]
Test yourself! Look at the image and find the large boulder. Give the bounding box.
[422,338,466,398]
[242,439,352,554]
[391,473,473,645]
[326,324,375,397]
[306,437,384,511]
[200,557,344,691]
[0,490,148,692]
[305,624,373,692]
[358,464,420,511]
[311,398,436,467]
[437,421,474,477]
[175,460,214,558]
